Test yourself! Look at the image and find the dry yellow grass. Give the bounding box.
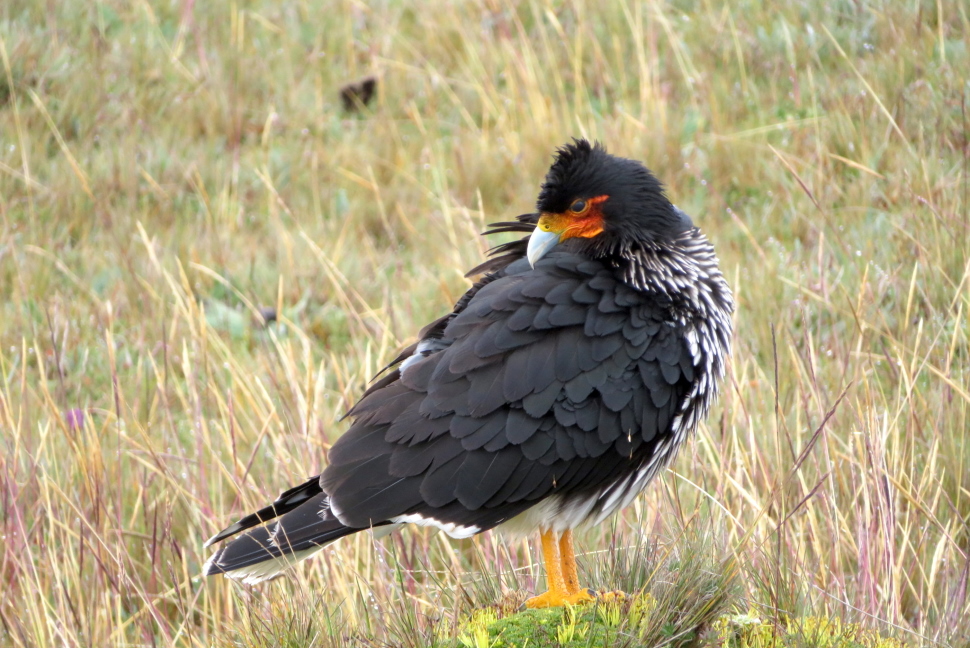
[0,0,967,646]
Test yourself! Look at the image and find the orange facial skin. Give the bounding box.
[537,195,609,242]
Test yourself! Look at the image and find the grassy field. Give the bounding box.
[1,0,968,645]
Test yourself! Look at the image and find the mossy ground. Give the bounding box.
[453,593,657,648]
[450,598,909,648]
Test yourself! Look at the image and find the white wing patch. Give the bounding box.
[390,513,481,539]
[400,338,450,374]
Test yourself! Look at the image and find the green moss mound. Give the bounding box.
[452,592,655,648]
[448,599,908,648]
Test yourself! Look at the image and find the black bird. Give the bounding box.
[203,140,734,608]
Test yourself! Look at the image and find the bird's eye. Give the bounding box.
[570,199,587,213]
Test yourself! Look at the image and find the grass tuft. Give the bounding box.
[708,612,910,648]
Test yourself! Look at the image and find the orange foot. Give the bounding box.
[524,587,596,609]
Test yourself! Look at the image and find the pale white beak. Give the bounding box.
[526,228,560,268]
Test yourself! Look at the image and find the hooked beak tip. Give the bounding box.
[526,228,560,268]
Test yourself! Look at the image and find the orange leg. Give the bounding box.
[525,529,595,608]
[559,530,585,595]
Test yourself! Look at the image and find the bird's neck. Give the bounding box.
[610,229,734,323]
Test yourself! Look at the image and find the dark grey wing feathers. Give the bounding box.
[332,254,689,528]
[210,238,695,547]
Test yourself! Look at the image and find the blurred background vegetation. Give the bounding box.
[0,0,967,646]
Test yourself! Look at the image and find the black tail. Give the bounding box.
[204,477,324,547]
[203,482,366,584]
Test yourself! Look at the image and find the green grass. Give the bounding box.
[1,0,968,646]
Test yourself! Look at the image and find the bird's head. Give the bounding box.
[527,139,693,267]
